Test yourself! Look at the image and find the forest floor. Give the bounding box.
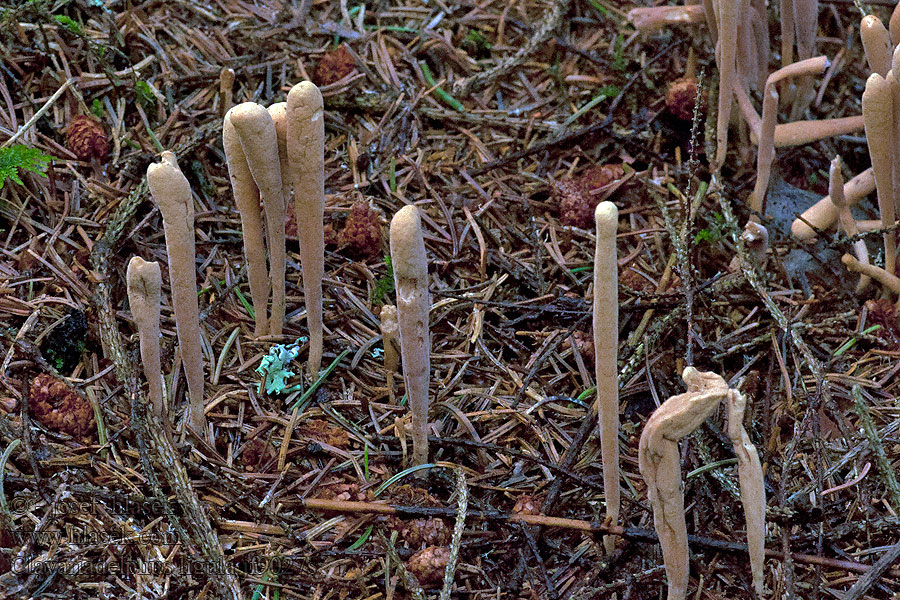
[1,0,899,598]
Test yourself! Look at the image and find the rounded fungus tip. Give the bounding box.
[594,201,618,234]
[390,205,426,274]
[287,81,324,119]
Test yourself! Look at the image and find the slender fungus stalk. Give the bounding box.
[380,304,400,374]
[268,102,292,218]
[862,73,897,279]
[748,85,778,219]
[230,103,286,336]
[892,2,900,47]
[842,255,900,309]
[593,201,620,555]
[219,67,235,116]
[714,0,739,169]
[390,206,431,470]
[147,151,207,439]
[829,156,871,292]
[287,81,325,374]
[126,257,165,421]
[223,109,270,337]
[638,367,729,600]
[726,389,765,598]
[792,168,875,241]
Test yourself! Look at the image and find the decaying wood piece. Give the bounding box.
[593,201,620,554]
[638,367,729,600]
[726,389,766,598]
[390,205,431,469]
[126,257,165,421]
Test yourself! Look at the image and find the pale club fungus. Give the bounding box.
[862,72,897,279]
[126,256,165,421]
[726,388,766,598]
[390,205,431,470]
[593,200,620,554]
[829,156,871,292]
[286,81,326,374]
[146,151,207,439]
[638,367,729,600]
[223,107,271,337]
[229,102,287,336]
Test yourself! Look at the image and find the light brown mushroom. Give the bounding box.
[230,102,286,336]
[627,5,706,31]
[861,15,892,76]
[593,201,620,554]
[219,67,235,117]
[267,102,292,221]
[862,72,897,278]
[286,81,325,374]
[842,255,900,308]
[223,108,270,337]
[146,151,207,439]
[380,304,400,375]
[638,367,729,600]
[891,2,900,47]
[713,0,739,169]
[829,156,871,292]
[726,388,766,598]
[126,256,165,421]
[390,205,431,470]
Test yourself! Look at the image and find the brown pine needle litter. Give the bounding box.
[1,1,900,599]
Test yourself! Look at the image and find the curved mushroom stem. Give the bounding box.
[230,102,286,336]
[829,156,871,293]
[390,206,431,471]
[126,256,165,421]
[146,151,207,440]
[593,201,620,554]
[713,0,739,169]
[842,254,900,308]
[639,367,729,600]
[286,82,325,375]
[223,108,270,337]
[726,389,766,598]
[792,167,875,241]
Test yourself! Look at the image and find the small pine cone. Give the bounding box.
[554,179,591,229]
[865,299,900,344]
[666,77,702,121]
[315,44,356,87]
[29,374,94,439]
[297,419,349,448]
[512,494,544,516]
[239,438,276,471]
[338,201,382,258]
[567,330,594,365]
[65,115,108,162]
[393,517,451,549]
[407,546,450,587]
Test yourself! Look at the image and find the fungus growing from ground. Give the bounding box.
[229,102,286,336]
[862,72,897,278]
[126,256,165,420]
[146,151,207,439]
[223,108,271,337]
[829,156,871,292]
[726,388,765,598]
[390,205,431,470]
[593,200,619,554]
[286,81,326,374]
[638,368,729,600]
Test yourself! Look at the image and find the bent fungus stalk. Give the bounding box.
[638,367,729,600]
[792,167,875,241]
[146,151,207,439]
[126,256,164,420]
[593,200,620,554]
[390,205,431,469]
[726,388,766,598]
[286,81,325,374]
[829,156,871,292]
[230,102,286,336]
[223,108,270,337]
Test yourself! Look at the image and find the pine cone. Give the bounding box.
[239,438,276,471]
[407,546,449,587]
[512,494,543,516]
[566,331,594,365]
[65,115,108,162]
[297,419,349,448]
[386,486,451,548]
[315,44,355,87]
[29,374,94,439]
[338,201,382,258]
[555,164,624,229]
